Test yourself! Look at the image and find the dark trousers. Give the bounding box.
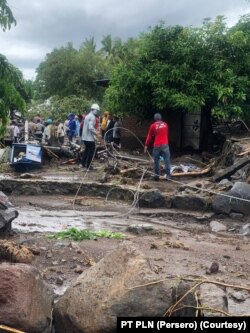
[82,141,95,167]
[113,137,120,145]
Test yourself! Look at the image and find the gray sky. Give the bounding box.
[0,0,249,80]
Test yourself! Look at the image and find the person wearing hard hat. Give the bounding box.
[81,104,100,170]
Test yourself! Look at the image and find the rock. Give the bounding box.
[54,243,195,333]
[217,179,233,190]
[229,212,244,220]
[163,196,172,209]
[56,277,64,286]
[13,184,43,196]
[0,191,18,232]
[210,221,227,233]
[127,224,154,235]
[239,223,250,236]
[212,182,250,216]
[139,189,165,208]
[46,251,52,258]
[74,265,83,274]
[0,263,53,333]
[230,291,247,302]
[206,261,219,274]
[227,288,250,315]
[173,194,207,211]
[199,284,228,316]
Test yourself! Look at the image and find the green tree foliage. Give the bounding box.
[0,55,26,136]
[227,14,250,120]
[0,2,28,137]
[104,17,250,123]
[35,41,107,102]
[51,95,90,120]
[100,34,124,65]
[34,16,250,127]
[28,95,90,123]
[0,0,16,31]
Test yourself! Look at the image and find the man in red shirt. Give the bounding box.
[144,113,171,181]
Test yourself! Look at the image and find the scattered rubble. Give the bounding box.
[0,131,249,327]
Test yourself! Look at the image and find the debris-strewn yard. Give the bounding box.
[0,137,249,332]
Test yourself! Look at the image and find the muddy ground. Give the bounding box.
[1,149,250,315]
[5,188,250,315]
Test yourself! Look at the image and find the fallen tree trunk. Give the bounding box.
[212,156,250,182]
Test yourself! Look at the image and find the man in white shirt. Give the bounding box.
[11,120,20,143]
[81,104,100,170]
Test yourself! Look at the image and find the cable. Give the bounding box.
[73,126,250,218]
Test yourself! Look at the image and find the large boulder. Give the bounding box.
[139,189,165,208]
[199,284,228,316]
[0,191,18,231]
[54,243,195,333]
[0,263,53,333]
[173,194,207,211]
[212,182,250,216]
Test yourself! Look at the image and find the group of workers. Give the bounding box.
[80,104,171,180]
[4,104,171,180]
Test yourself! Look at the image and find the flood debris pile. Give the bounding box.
[0,240,36,263]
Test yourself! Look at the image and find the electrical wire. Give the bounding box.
[73,126,250,218]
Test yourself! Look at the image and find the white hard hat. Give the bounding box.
[91,103,100,112]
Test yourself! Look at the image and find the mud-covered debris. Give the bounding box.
[0,240,35,263]
[164,240,189,250]
[150,243,159,249]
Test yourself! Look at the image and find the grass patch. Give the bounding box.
[46,227,124,241]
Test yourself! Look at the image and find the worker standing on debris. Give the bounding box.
[11,120,20,143]
[66,113,76,143]
[113,116,122,147]
[81,104,100,170]
[34,118,44,142]
[144,113,171,181]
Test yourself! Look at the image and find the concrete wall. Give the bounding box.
[121,112,182,152]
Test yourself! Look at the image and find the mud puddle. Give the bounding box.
[13,207,132,233]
